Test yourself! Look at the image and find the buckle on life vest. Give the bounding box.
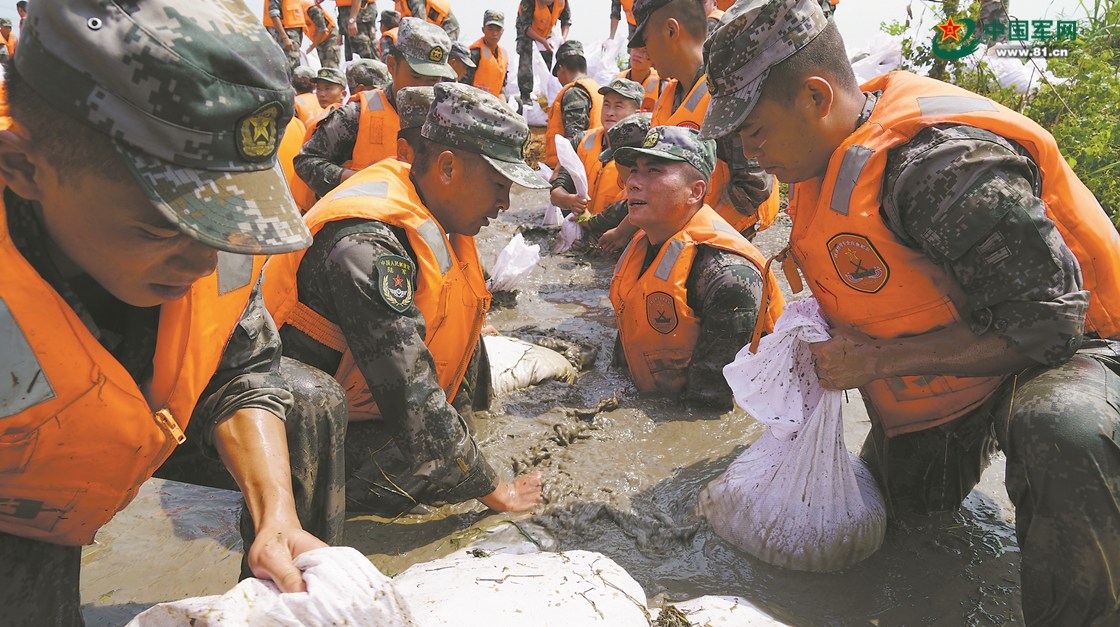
[154,409,187,445]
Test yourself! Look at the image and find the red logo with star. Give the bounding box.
[936,15,965,41]
[827,234,889,293]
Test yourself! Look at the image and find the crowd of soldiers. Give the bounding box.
[2,1,1119,626]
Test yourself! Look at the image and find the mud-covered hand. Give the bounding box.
[477,471,544,512]
[248,521,327,593]
[808,328,883,391]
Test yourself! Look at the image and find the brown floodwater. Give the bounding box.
[80,187,1023,626]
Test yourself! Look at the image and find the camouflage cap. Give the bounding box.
[600,111,652,164]
[699,0,828,141]
[483,10,505,27]
[15,0,311,255]
[315,66,346,86]
[614,126,717,182]
[396,17,456,80]
[628,0,674,48]
[451,41,476,68]
[422,83,549,190]
[598,77,644,106]
[381,9,401,25]
[396,86,435,130]
[347,58,391,88]
[551,40,585,76]
[0,18,12,28]
[294,65,317,81]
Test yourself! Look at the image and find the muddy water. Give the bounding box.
[81,187,1023,626]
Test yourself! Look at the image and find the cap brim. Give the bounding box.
[115,143,312,255]
[599,147,614,164]
[698,69,768,141]
[484,19,503,27]
[613,146,687,168]
[482,154,550,190]
[404,54,457,79]
[628,13,651,48]
[459,57,477,68]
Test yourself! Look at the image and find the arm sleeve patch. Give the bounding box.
[375,254,416,313]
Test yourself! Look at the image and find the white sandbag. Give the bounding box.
[126,547,415,627]
[488,233,540,292]
[848,33,904,85]
[698,298,886,572]
[585,36,625,88]
[654,596,793,626]
[394,549,650,627]
[982,52,1068,94]
[535,162,553,182]
[543,202,564,226]
[531,43,562,107]
[523,100,549,127]
[555,212,583,253]
[484,335,577,396]
[554,134,589,198]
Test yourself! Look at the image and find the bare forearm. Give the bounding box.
[214,408,299,531]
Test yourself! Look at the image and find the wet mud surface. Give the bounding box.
[81,188,1023,626]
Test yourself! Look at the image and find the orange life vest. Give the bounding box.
[521,0,567,40]
[0,195,264,545]
[653,74,781,236]
[349,88,400,172]
[621,0,636,25]
[544,77,603,168]
[787,71,1120,437]
[716,0,734,9]
[469,38,509,97]
[2,31,16,58]
[396,0,450,26]
[263,159,490,421]
[279,116,306,204]
[380,27,398,59]
[610,205,784,393]
[301,0,336,48]
[707,9,725,21]
[294,92,323,125]
[291,102,341,213]
[263,0,305,29]
[575,127,626,216]
[617,67,661,113]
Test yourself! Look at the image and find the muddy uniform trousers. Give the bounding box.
[267,26,303,71]
[516,36,553,103]
[312,27,341,69]
[0,358,348,627]
[861,340,1120,626]
[342,6,378,60]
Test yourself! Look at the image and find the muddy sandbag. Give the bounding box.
[697,298,886,572]
[125,547,415,626]
[394,549,650,626]
[654,596,792,626]
[484,335,578,396]
[488,233,540,292]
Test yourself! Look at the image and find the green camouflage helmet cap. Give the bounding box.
[395,17,456,80]
[396,86,435,130]
[614,126,717,182]
[551,40,584,76]
[699,0,828,141]
[422,83,549,190]
[347,58,391,88]
[0,18,11,28]
[451,41,476,68]
[14,0,311,255]
[627,0,674,48]
[598,78,644,107]
[315,67,346,86]
[600,111,652,164]
[483,10,504,27]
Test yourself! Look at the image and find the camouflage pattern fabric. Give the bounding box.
[627,0,674,47]
[698,0,829,141]
[598,77,645,107]
[347,58,391,89]
[294,96,369,197]
[396,86,436,130]
[279,217,501,513]
[552,39,585,73]
[269,26,304,70]
[451,41,476,69]
[614,125,718,181]
[611,245,764,409]
[514,0,571,100]
[394,17,456,79]
[307,4,340,69]
[601,111,653,163]
[484,9,505,27]
[558,81,594,143]
[315,66,346,86]
[341,1,379,60]
[293,64,317,93]
[401,0,460,40]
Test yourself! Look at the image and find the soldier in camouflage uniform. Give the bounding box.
[702,1,1120,624]
[305,0,340,69]
[450,41,476,82]
[272,83,547,517]
[295,18,454,198]
[346,58,391,95]
[550,40,597,146]
[394,85,435,163]
[267,0,304,70]
[608,127,774,408]
[397,0,460,41]
[0,2,348,625]
[515,0,572,106]
[341,0,379,60]
[581,112,652,246]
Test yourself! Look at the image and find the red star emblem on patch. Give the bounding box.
[393,276,403,286]
[936,15,965,41]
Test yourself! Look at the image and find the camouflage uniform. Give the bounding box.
[979,0,1012,44]
[306,3,340,69]
[700,2,1120,624]
[399,0,460,41]
[268,0,304,70]
[515,0,572,102]
[0,2,347,623]
[281,84,548,517]
[340,1,379,60]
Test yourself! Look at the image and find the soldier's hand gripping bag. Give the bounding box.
[697,298,887,572]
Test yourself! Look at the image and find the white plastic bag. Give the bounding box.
[484,335,577,396]
[555,213,583,253]
[531,44,562,108]
[554,134,588,198]
[982,52,1068,94]
[394,549,650,627]
[848,33,904,85]
[585,36,625,88]
[522,100,549,127]
[698,298,886,572]
[488,233,540,293]
[126,547,415,627]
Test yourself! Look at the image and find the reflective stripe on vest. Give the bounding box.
[263,0,305,28]
[523,0,566,39]
[543,77,604,168]
[396,0,450,25]
[470,38,508,96]
[609,206,784,393]
[262,159,490,421]
[301,0,336,48]
[0,192,261,545]
[350,88,400,171]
